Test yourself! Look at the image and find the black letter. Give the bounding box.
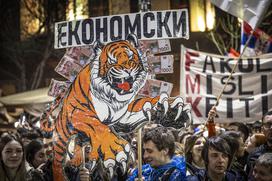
[238,59,253,72]
[57,22,67,47]
[206,74,212,94]
[68,21,80,46]
[96,18,108,42]
[226,98,233,118]
[221,76,236,94]
[220,58,232,73]
[240,98,254,117]
[143,12,155,38]
[110,16,122,41]
[125,14,141,38]
[203,56,216,73]
[261,75,268,114]
[238,76,253,95]
[82,19,94,44]
[157,11,171,37]
[173,11,187,37]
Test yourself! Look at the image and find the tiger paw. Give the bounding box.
[148,93,191,128]
[95,135,131,177]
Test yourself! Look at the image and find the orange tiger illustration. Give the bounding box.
[41,34,190,181]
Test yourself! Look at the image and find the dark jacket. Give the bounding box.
[186,169,244,181]
[186,162,202,176]
[246,144,272,180]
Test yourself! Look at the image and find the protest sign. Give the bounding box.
[54,9,189,49]
[180,46,272,124]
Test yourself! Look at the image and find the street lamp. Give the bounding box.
[190,0,215,32]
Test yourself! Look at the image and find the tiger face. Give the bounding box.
[90,34,147,105]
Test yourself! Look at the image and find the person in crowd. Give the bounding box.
[174,142,184,156]
[185,134,205,175]
[20,131,41,147]
[0,133,26,181]
[227,122,250,142]
[25,139,48,180]
[26,139,48,169]
[219,131,247,180]
[245,133,266,154]
[252,152,272,181]
[187,136,244,181]
[178,131,193,145]
[246,110,272,177]
[127,126,186,181]
[251,121,262,134]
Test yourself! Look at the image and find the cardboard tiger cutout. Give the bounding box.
[40,34,191,181]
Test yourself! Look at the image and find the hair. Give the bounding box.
[178,131,193,144]
[228,122,249,141]
[202,136,232,169]
[0,133,26,181]
[262,110,272,122]
[185,135,205,164]
[253,133,267,147]
[219,131,240,156]
[143,127,175,158]
[25,139,44,168]
[255,153,272,172]
[20,132,40,140]
[174,142,184,156]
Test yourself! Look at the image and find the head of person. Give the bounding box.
[178,131,193,145]
[202,136,232,176]
[219,131,245,157]
[0,133,26,178]
[20,132,40,147]
[185,134,206,167]
[262,111,272,147]
[245,133,267,154]
[253,153,272,181]
[143,127,175,168]
[227,122,249,142]
[174,142,184,156]
[25,139,48,169]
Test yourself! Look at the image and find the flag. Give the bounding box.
[228,48,240,58]
[241,22,272,56]
[210,0,272,29]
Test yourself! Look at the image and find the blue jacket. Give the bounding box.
[127,156,186,181]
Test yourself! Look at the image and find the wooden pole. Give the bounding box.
[137,128,143,180]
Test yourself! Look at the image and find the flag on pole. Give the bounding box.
[210,0,272,29]
[241,22,272,56]
[228,48,240,57]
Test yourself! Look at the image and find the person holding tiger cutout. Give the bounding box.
[41,34,191,181]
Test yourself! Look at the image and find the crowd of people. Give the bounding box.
[0,109,272,181]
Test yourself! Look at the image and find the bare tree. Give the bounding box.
[207,5,272,56]
[0,0,66,92]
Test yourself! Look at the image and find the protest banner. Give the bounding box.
[180,45,272,124]
[54,9,189,49]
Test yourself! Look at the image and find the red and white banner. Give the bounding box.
[180,46,272,124]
